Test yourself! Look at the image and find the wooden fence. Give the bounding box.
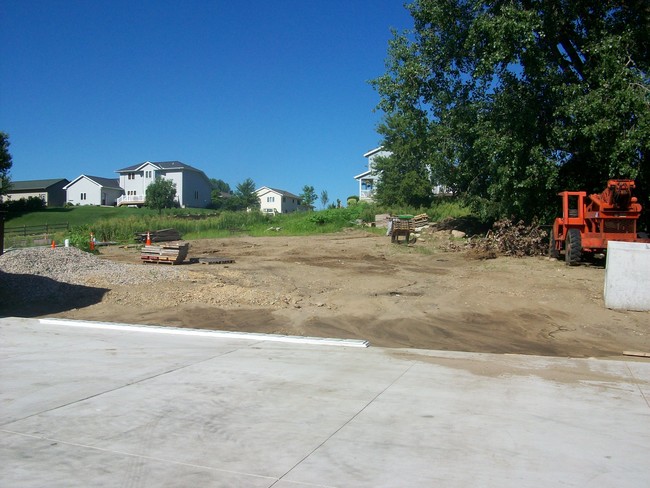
[3,222,70,249]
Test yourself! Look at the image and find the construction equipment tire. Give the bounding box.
[548,232,559,259]
[565,228,582,266]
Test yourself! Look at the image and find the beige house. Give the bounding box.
[1,178,69,206]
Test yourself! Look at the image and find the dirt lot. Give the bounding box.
[39,228,648,358]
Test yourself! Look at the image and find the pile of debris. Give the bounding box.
[466,219,549,258]
[134,228,181,243]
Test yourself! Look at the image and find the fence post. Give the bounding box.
[0,211,6,256]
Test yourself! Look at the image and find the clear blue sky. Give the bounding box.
[0,0,413,204]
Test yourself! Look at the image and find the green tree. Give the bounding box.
[320,190,329,208]
[209,178,231,194]
[371,0,650,222]
[0,132,13,195]
[209,179,232,209]
[145,178,177,214]
[232,178,259,211]
[300,185,317,210]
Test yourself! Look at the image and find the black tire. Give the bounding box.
[549,232,559,259]
[565,228,582,266]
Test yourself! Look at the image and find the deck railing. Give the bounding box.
[117,195,145,206]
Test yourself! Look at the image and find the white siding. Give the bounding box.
[66,178,102,205]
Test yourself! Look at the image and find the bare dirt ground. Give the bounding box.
[48,229,649,358]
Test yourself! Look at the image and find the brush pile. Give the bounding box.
[466,219,549,258]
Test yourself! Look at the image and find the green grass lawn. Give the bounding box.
[4,206,216,228]
[2,200,473,251]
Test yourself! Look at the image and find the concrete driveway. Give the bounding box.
[1,317,649,487]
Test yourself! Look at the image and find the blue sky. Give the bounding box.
[0,0,413,204]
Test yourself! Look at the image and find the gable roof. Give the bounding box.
[354,170,373,180]
[63,175,121,190]
[8,179,69,191]
[363,147,386,158]
[255,186,301,200]
[116,161,204,173]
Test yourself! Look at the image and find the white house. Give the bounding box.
[353,147,389,202]
[353,147,452,201]
[255,187,306,214]
[115,161,212,208]
[63,175,123,206]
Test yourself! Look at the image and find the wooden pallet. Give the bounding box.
[140,242,189,265]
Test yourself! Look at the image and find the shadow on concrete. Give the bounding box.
[0,271,109,317]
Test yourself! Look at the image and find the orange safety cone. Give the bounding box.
[51,240,56,249]
[145,231,152,246]
[89,233,95,251]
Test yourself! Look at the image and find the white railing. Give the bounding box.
[117,194,145,206]
[360,190,375,200]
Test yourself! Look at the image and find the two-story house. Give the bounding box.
[116,161,212,208]
[255,187,306,214]
[353,147,389,202]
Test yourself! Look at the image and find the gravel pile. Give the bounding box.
[0,246,182,307]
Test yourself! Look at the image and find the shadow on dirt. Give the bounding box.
[0,271,109,317]
[431,216,491,236]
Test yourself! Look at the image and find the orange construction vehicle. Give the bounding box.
[550,179,650,265]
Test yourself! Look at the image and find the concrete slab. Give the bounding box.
[1,317,649,487]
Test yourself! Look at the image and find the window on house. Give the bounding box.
[80,193,87,200]
[283,197,286,202]
[128,173,136,180]
[194,191,199,199]
[267,196,275,202]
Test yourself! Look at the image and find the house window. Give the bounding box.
[80,193,87,200]
[283,197,286,202]
[145,171,152,178]
[267,196,275,202]
[128,173,136,180]
[194,191,199,199]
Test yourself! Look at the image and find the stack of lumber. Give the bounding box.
[140,242,189,265]
[412,213,430,226]
[134,228,181,243]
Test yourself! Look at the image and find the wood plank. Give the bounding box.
[622,351,650,358]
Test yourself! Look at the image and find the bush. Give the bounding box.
[1,196,46,213]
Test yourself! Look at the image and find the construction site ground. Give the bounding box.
[45,229,649,358]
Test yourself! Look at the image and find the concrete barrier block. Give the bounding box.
[604,241,650,311]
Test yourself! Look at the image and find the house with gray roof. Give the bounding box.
[255,186,307,214]
[115,161,212,208]
[2,178,69,206]
[353,147,389,202]
[63,175,123,206]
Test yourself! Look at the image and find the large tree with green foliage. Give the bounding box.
[300,185,317,210]
[145,178,177,214]
[0,132,13,195]
[232,178,260,211]
[209,178,232,209]
[372,0,649,222]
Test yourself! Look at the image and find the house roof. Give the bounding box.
[363,147,386,158]
[63,175,121,190]
[8,179,69,191]
[116,161,203,173]
[354,170,373,180]
[255,186,301,200]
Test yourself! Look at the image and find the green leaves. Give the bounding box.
[371,0,649,223]
[145,178,177,215]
